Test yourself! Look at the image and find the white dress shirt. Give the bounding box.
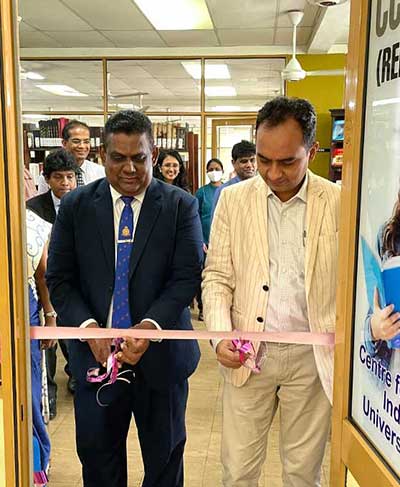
[81,184,161,335]
[265,175,310,333]
[38,159,105,194]
[51,192,61,214]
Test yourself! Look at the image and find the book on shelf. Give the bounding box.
[152,121,188,150]
[332,147,343,167]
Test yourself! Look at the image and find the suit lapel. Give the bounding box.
[45,191,57,223]
[250,176,269,278]
[94,180,115,274]
[129,179,162,279]
[305,172,326,295]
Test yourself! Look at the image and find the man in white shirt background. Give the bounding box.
[203,96,341,487]
[37,120,105,193]
[27,148,80,418]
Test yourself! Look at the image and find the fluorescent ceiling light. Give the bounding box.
[23,114,46,119]
[182,62,230,80]
[205,86,237,97]
[26,71,45,80]
[212,106,241,111]
[36,84,88,97]
[115,103,134,109]
[134,0,213,30]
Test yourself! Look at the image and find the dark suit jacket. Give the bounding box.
[46,178,203,389]
[26,190,56,224]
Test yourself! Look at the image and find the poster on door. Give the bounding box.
[351,0,400,478]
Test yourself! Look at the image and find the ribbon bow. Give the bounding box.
[86,338,135,407]
[232,339,265,374]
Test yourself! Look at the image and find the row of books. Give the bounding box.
[153,122,188,151]
[24,120,104,150]
[24,119,190,154]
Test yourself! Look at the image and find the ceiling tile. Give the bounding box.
[62,0,154,30]
[140,61,194,79]
[19,31,63,48]
[19,0,93,31]
[42,31,115,47]
[158,30,219,47]
[207,0,278,29]
[19,21,37,32]
[101,30,165,48]
[217,29,274,46]
[274,27,312,46]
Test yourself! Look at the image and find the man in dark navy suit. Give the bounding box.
[46,110,203,487]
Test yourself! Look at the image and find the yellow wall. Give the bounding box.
[0,399,5,487]
[287,54,346,179]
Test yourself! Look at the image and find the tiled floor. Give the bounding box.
[46,318,331,486]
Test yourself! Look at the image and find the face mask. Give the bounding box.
[208,170,223,183]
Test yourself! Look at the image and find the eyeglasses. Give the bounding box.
[162,163,180,169]
[69,138,91,146]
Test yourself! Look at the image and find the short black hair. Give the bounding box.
[43,149,80,178]
[104,110,154,147]
[256,96,316,149]
[231,140,256,161]
[62,120,90,140]
[206,158,224,171]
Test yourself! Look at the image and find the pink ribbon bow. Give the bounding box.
[86,337,136,407]
[86,337,124,385]
[232,339,264,374]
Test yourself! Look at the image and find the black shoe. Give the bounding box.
[67,376,77,394]
[198,311,204,321]
[49,399,57,420]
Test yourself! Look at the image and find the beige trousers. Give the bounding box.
[221,344,331,487]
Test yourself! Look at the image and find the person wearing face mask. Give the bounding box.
[195,158,224,247]
[154,149,191,192]
[194,158,224,320]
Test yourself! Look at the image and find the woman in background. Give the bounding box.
[194,158,224,320]
[154,149,190,192]
[27,208,56,486]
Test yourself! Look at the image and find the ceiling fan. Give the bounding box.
[110,91,151,112]
[282,10,345,82]
[107,72,150,112]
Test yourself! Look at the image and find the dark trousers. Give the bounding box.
[74,368,188,487]
[46,339,71,401]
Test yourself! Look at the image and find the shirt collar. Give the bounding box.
[51,191,61,212]
[267,173,308,204]
[79,160,89,173]
[109,183,146,206]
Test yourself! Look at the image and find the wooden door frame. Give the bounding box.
[331,0,400,485]
[211,117,256,159]
[0,0,31,485]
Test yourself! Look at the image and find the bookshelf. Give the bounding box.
[329,108,345,183]
[23,119,104,184]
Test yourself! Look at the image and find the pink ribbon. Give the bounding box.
[86,337,123,385]
[232,339,262,373]
[30,327,335,346]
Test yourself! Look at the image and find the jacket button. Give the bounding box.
[263,285,269,291]
[257,317,264,323]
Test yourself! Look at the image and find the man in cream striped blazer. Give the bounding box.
[202,97,340,487]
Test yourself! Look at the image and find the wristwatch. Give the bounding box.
[44,311,57,318]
